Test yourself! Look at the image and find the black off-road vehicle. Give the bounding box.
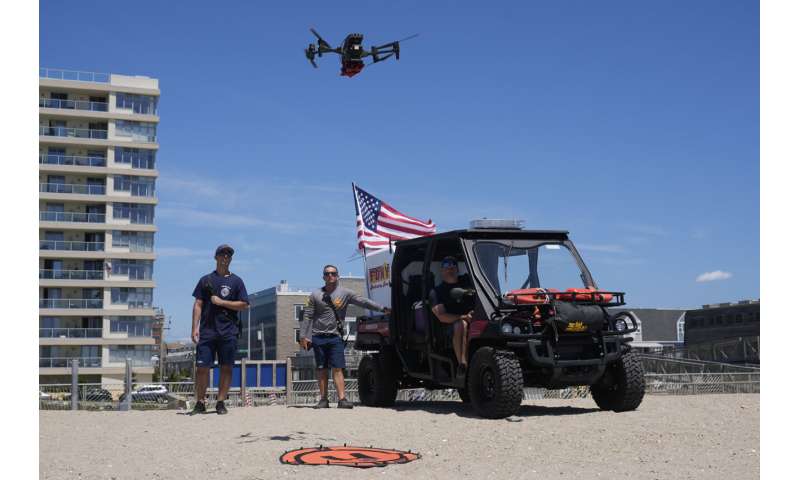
[355,227,645,418]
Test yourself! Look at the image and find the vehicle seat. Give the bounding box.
[405,273,433,344]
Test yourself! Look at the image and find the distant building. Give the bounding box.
[240,277,368,361]
[608,308,686,349]
[39,68,160,385]
[683,300,760,364]
[164,341,194,378]
[152,307,165,354]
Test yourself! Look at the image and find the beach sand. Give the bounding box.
[39,394,759,480]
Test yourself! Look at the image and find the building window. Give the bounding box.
[294,328,300,343]
[116,93,158,115]
[115,120,157,142]
[113,203,154,224]
[111,288,153,308]
[294,304,304,322]
[109,345,152,366]
[114,147,155,169]
[111,259,153,280]
[110,316,154,337]
[113,175,156,197]
[112,230,154,252]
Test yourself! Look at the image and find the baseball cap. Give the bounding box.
[215,244,234,257]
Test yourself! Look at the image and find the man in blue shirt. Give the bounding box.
[190,244,249,415]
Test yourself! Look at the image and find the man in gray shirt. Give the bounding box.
[299,264,390,408]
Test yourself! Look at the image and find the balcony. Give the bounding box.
[39,328,102,338]
[40,183,106,195]
[39,212,106,223]
[39,298,103,309]
[40,126,108,140]
[39,240,104,252]
[40,98,108,112]
[39,269,104,281]
[39,357,102,368]
[40,154,106,167]
[40,68,110,83]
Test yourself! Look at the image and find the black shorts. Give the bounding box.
[196,336,237,367]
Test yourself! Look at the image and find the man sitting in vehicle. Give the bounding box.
[430,256,474,376]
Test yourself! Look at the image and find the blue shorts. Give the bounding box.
[196,336,237,367]
[312,334,345,369]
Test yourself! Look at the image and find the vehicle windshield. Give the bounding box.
[472,240,589,297]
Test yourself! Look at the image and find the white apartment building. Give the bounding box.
[39,68,160,385]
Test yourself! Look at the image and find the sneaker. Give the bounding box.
[215,401,228,415]
[313,398,329,409]
[189,401,206,415]
[337,398,354,409]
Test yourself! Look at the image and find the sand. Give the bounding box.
[39,394,759,480]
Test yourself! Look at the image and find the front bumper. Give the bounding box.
[508,333,631,387]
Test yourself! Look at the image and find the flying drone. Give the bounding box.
[304,28,418,77]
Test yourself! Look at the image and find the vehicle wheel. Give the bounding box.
[468,347,523,419]
[590,349,645,412]
[358,353,398,407]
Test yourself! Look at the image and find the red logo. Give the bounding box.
[280,445,421,468]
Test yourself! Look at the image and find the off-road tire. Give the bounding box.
[358,353,398,407]
[468,347,523,418]
[590,349,645,412]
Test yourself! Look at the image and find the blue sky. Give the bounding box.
[40,0,759,340]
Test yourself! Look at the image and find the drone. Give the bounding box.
[304,28,418,77]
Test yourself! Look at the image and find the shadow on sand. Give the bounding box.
[385,400,599,419]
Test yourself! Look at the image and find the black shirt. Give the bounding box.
[430,277,474,316]
[192,271,249,340]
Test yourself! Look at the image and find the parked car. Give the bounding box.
[120,385,169,403]
[64,387,113,402]
[39,390,52,400]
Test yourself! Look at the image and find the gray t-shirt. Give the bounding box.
[300,285,385,338]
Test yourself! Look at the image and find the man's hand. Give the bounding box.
[191,327,200,344]
[210,295,223,306]
[460,311,474,323]
[382,307,391,315]
[299,337,311,350]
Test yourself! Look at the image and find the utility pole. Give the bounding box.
[261,325,266,360]
[160,315,171,382]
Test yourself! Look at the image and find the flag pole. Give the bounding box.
[352,183,372,302]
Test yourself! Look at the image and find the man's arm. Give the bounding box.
[191,298,203,343]
[298,295,314,349]
[347,291,390,313]
[431,304,472,325]
[209,297,248,311]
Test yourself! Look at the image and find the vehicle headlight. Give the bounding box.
[501,323,513,334]
[513,326,521,335]
[615,318,628,332]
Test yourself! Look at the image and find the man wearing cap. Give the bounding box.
[430,256,474,376]
[189,244,249,415]
[298,264,390,409]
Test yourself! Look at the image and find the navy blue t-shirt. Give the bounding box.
[192,270,249,339]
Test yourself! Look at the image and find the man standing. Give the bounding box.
[190,244,249,415]
[299,265,390,409]
[430,256,474,377]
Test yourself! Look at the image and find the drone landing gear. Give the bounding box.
[371,42,400,63]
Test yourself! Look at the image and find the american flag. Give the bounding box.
[353,184,436,251]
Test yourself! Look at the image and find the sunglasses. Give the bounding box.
[442,261,457,267]
[323,271,339,277]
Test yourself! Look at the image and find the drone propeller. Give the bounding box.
[396,33,420,43]
[309,27,332,51]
